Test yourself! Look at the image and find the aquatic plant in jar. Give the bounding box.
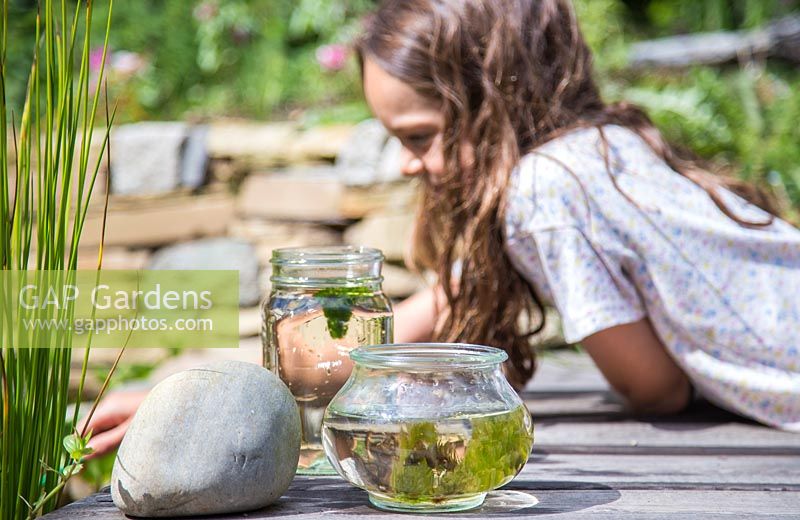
[262,246,393,475]
[322,343,534,512]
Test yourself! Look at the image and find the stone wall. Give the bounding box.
[76,118,424,303]
[7,118,562,397]
[61,119,426,393]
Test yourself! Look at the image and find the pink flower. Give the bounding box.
[193,1,218,22]
[89,46,107,73]
[315,44,349,72]
[111,51,145,76]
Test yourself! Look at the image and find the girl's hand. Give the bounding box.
[76,389,149,459]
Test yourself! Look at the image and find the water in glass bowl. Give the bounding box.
[322,405,533,511]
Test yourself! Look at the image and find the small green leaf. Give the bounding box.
[63,432,93,461]
[77,446,94,460]
[63,434,81,457]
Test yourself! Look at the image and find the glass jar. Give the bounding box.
[321,343,534,513]
[262,246,393,475]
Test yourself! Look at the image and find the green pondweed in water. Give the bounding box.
[314,286,374,339]
[326,407,534,504]
[389,407,533,503]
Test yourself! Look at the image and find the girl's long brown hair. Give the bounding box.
[357,0,777,388]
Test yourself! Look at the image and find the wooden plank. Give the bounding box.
[524,387,777,425]
[522,349,762,425]
[43,445,800,518]
[43,484,800,519]
[524,390,628,419]
[516,452,800,488]
[525,350,610,393]
[534,420,800,450]
[590,490,799,519]
[523,490,800,519]
[534,444,800,457]
[43,352,800,519]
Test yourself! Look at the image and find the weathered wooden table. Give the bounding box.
[45,351,800,519]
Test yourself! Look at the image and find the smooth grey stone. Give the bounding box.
[111,360,300,517]
[181,125,209,190]
[336,118,389,186]
[147,238,261,307]
[111,122,188,195]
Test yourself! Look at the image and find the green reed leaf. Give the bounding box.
[1,1,115,518]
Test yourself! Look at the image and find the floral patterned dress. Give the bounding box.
[504,124,800,430]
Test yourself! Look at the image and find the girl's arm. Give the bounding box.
[392,286,441,343]
[582,318,691,414]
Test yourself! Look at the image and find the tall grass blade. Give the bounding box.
[1,1,114,518]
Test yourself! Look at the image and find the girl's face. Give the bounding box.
[363,57,447,181]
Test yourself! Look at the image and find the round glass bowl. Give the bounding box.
[321,343,534,513]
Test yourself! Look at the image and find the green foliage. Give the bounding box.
[91,362,156,391]
[574,0,629,71]
[288,0,373,42]
[390,421,438,497]
[3,0,375,122]
[3,2,37,111]
[644,0,798,33]
[620,67,800,214]
[298,100,371,128]
[62,432,93,463]
[389,406,533,502]
[315,286,375,339]
[86,0,294,120]
[1,0,115,517]
[578,0,800,214]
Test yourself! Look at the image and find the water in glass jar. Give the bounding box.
[321,406,532,506]
[264,301,392,474]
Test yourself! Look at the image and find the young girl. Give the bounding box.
[82,0,800,455]
[360,0,800,431]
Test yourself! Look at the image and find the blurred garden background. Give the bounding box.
[7,0,800,212]
[4,0,800,503]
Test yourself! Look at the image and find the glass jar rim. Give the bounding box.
[271,246,383,266]
[350,343,508,370]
